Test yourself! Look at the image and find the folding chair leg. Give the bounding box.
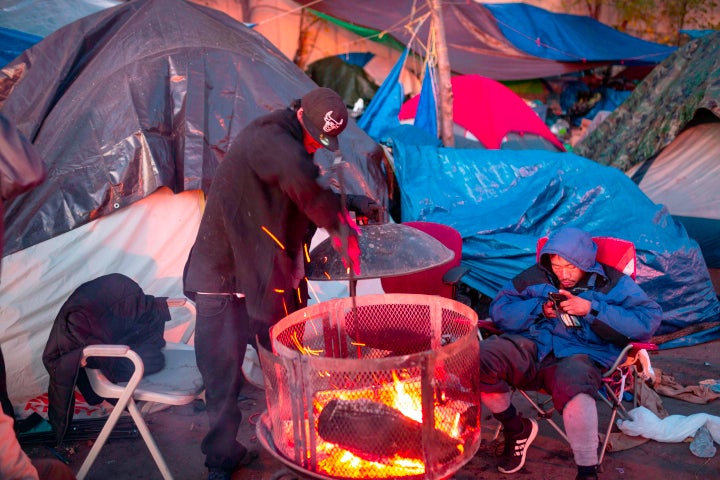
[517,389,569,443]
[598,379,635,466]
[599,406,618,465]
[127,398,174,480]
[76,391,132,480]
[76,397,173,480]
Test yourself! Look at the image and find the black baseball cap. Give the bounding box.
[300,87,348,151]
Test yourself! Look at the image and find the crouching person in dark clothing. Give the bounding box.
[479,227,662,479]
[183,88,378,480]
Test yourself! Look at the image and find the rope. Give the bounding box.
[253,0,430,60]
[254,0,325,26]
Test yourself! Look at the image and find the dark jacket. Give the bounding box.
[42,274,169,443]
[183,107,344,327]
[490,227,663,369]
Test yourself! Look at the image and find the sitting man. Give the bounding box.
[479,226,662,479]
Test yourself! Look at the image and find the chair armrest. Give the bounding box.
[630,341,658,352]
[477,319,503,337]
[442,265,470,286]
[82,344,144,376]
[82,344,132,359]
[81,345,145,396]
[601,342,658,377]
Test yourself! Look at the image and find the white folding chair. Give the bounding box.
[76,298,203,480]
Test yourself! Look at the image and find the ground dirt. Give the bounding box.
[22,339,720,480]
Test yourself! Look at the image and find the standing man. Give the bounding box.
[184,87,370,480]
[479,226,662,479]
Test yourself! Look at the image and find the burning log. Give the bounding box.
[317,398,461,463]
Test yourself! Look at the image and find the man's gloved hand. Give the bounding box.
[346,194,382,224]
[331,211,362,276]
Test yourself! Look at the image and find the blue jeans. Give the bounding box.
[194,294,249,471]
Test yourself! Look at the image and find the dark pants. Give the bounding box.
[194,294,250,472]
[479,334,603,413]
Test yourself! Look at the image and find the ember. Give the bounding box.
[258,294,481,479]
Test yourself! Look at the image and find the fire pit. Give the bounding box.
[257,293,481,480]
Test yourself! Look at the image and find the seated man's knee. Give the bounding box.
[479,334,538,390]
[552,356,603,411]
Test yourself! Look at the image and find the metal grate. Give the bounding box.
[259,294,481,480]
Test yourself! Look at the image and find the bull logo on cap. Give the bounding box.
[322,111,344,134]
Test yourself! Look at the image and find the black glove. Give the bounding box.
[346,195,382,223]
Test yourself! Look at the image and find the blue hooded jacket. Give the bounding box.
[489,227,663,368]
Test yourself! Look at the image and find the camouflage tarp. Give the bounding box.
[574,31,720,171]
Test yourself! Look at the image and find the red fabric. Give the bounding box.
[536,236,636,280]
[380,221,462,299]
[399,74,564,150]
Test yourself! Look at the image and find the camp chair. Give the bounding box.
[380,221,470,300]
[76,298,203,480]
[480,236,658,466]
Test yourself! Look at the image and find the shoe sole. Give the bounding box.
[498,418,539,474]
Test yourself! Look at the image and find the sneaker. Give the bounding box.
[576,473,599,480]
[497,417,539,474]
[576,465,599,479]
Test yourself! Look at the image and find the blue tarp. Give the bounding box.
[680,29,717,39]
[0,0,120,38]
[357,49,407,142]
[0,27,41,67]
[387,127,720,344]
[484,3,676,65]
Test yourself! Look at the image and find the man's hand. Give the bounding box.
[346,194,382,224]
[557,289,591,316]
[331,211,362,276]
[543,299,557,318]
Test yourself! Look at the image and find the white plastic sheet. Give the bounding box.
[618,405,720,444]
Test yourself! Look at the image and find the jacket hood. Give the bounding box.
[539,227,605,277]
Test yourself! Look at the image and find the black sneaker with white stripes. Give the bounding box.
[497,417,539,474]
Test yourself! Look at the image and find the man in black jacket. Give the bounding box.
[183,87,375,480]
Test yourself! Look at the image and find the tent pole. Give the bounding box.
[428,0,454,147]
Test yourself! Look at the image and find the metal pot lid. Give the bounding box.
[307,223,454,281]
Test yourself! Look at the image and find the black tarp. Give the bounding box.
[0,0,387,256]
